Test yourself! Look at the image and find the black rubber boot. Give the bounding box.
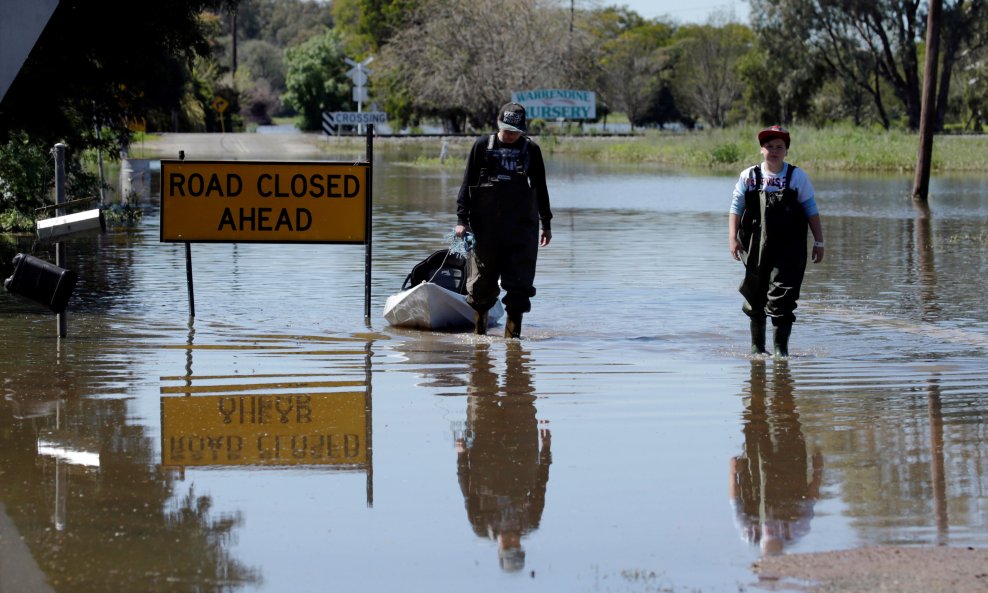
[750,317,768,355]
[773,321,792,359]
[474,310,489,335]
[504,314,522,339]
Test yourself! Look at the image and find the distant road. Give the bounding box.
[132,132,333,160]
[131,128,632,160]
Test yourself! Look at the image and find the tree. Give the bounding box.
[819,0,921,129]
[744,0,826,125]
[758,0,988,130]
[211,0,335,123]
[671,21,754,127]
[0,132,58,232]
[232,39,288,122]
[0,0,234,230]
[332,0,424,129]
[934,0,988,129]
[954,39,988,130]
[282,29,353,131]
[226,0,335,48]
[377,0,597,132]
[586,9,676,129]
[332,0,419,55]
[237,40,287,90]
[0,0,236,150]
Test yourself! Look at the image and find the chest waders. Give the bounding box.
[733,363,816,547]
[459,344,548,551]
[737,165,807,356]
[466,135,540,336]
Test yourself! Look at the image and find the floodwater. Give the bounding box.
[2,138,988,593]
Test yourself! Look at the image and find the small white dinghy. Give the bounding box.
[382,245,503,331]
[383,282,504,330]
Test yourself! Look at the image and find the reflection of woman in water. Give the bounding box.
[730,361,822,556]
[456,342,551,572]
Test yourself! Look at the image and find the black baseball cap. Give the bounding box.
[497,102,527,133]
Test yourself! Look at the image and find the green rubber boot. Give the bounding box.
[773,321,792,359]
[750,317,768,355]
[474,310,489,335]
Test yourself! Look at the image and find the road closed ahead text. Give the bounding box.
[160,160,369,243]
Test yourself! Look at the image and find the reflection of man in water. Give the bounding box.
[729,361,822,556]
[456,342,551,572]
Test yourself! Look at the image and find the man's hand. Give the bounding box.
[540,228,552,247]
[730,236,743,261]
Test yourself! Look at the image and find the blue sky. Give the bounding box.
[600,0,750,23]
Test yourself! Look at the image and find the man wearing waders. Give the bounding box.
[728,126,825,358]
[455,102,553,338]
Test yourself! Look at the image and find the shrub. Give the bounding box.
[711,142,742,164]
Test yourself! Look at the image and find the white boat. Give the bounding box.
[383,281,504,330]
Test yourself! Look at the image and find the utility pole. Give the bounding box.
[231,8,238,75]
[912,0,942,201]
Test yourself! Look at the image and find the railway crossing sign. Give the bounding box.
[322,111,387,135]
[344,56,374,130]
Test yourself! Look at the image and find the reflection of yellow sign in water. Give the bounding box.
[161,391,368,467]
[159,160,369,243]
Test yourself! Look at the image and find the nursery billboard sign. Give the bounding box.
[511,89,596,120]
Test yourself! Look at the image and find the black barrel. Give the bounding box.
[3,253,77,313]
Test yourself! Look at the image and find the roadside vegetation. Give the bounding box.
[3,0,988,232]
[393,125,988,174]
[539,125,988,173]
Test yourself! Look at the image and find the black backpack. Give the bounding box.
[401,249,469,294]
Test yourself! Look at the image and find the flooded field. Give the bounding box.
[2,137,987,593]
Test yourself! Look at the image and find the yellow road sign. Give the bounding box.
[160,160,369,243]
[212,96,229,113]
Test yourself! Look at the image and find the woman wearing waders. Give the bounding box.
[728,126,825,358]
[455,102,553,338]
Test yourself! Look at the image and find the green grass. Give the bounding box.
[271,116,301,127]
[132,120,988,174]
[538,125,988,173]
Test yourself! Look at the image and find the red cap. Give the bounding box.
[758,125,790,148]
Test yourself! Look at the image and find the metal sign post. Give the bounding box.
[345,56,374,134]
[160,151,374,321]
[365,124,373,319]
[54,143,67,338]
